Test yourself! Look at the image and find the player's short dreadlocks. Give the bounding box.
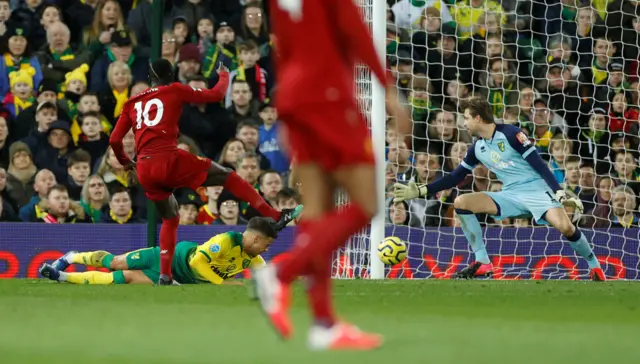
[149,59,174,86]
[247,217,278,239]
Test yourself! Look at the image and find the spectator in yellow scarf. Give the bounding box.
[4,67,36,118]
[61,64,89,121]
[36,22,92,89]
[450,0,506,39]
[70,93,112,145]
[98,61,132,125]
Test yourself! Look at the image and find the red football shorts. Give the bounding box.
[136,149,212,201]
[282,101,374,171]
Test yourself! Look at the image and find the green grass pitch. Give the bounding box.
[0,279,638,364]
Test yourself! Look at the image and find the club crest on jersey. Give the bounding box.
[497,142,505,152]
[242,259,251,269]
[491,152,501,163]
[516,132,531,147]
[210,243,220,253]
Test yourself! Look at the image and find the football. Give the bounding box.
[377,236,408,265]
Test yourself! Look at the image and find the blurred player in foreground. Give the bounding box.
[394,97,605,281]
[109,60,301,286]
[252,0,412,351]
[39,217,281,285]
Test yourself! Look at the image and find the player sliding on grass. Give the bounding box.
[394,97,606,281]
[109,60,300,286]
[39,217,280,285]
[252,0,412,352]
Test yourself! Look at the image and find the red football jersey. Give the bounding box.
[268,0,386,113]
[109,74,229,165]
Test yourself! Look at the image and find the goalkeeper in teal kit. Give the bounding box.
[394,97,606,281]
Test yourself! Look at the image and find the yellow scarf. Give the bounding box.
[592,0,612,20]
[71,114,113,144]
[13,95,33,115]
[35,205,46,219]
[112,88,129,118]
[617,214,635,228]
[109,209,133,224]
[4,54,32,73]
[114,171,129,188]
[592,61,608,85]
[535,129,553,148]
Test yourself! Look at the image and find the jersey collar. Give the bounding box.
[481,124,498,142]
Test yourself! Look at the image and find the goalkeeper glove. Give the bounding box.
[555,190,584,214]
[393,181,428,203]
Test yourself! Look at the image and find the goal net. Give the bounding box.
[334,0,640,280]
[332,0,378,279]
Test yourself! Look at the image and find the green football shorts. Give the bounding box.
[122,242,200,284]
[125,247,161,283]
[173,241,199,284]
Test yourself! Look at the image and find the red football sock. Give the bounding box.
[223,171,280,221]
[159,216,180,280]
[306,255,336,327]
[277,203,370,284]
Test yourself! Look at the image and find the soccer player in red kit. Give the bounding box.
[252,0,411,350]
[109,59,302,285]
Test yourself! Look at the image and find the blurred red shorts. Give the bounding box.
[136,149,212,201]
[282,101,374,171]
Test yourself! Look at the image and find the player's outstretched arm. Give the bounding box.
[176,66,230,104]
[393,164,471,202]
[333,0,386,85]
[109,102,134,167]
[189,252,224,285]
[395,142,477,202]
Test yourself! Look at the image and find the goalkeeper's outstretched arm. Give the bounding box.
[393,164,471,202]
[394,141,478,202]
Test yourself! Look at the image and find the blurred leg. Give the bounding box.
[155,196,179,282]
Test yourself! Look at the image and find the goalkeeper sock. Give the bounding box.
[68,251,112,268]
[456,209,490,264]
[567,229,600,269]
[305,255,335,328]
[159,216,180,280]
[59,271,114,285]
[277,204,370,284]
[223,171,280,221]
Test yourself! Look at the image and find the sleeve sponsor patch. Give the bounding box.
[210,243,221,253]
[516,132,531,147]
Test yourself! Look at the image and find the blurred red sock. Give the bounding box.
[223,171,280,221]
[277,203,369,284]
[159,216,180,280]
[306,255,335,327]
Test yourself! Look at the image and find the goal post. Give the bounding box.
[345,0,387,279]
[369,0,388,279]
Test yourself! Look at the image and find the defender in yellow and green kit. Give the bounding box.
[39,217,280,285]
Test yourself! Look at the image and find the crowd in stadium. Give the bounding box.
[0,0,637,229]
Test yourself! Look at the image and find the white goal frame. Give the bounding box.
[369,0,387,279]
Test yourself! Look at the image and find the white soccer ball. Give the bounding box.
[377,236,408,265]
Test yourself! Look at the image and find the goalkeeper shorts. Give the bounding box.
[484,182,563,224]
